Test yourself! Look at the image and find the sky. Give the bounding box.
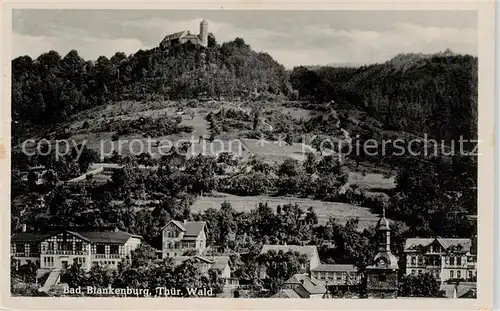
[12,10,477,68]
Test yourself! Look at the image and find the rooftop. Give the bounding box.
[311,264,358,273]
[284,274,326,295]
[271,289,302,298]
[404,238,473,253]
[440,282,477,298]
[11,229,142,244]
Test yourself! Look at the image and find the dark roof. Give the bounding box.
[312,264,358,273]
[11,232,54,243]
[183,221,206,237]
[404,238,472,253]
[79,231,142,244]
[169,220,186,232]
[12,230,142,244]
[161,30,189,42]
[284,274,326,295]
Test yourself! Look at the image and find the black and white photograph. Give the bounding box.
[2,3,495,309]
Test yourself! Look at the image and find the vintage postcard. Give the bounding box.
[0,1,495,310]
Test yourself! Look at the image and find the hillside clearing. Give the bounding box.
[192,193,381,231]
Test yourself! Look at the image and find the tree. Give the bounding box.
[256,250,308,294]
[61,260,87,288]
[130,244,158,268]
[303,152,317,174]
[172,259,221,296]
[277,158,301,177]
[398,273,445,297]
[74,145,99,173]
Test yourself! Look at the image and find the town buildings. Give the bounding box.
[311,264,362,287]
[161,220,207,258]
[160,19,209,48]
[11,227,142,292]
[172,255,239,288]
[440,282,477,298]
[403,237,477,283]
[365,208,399,299]
[11,227,142,271]
[276,273,327,299]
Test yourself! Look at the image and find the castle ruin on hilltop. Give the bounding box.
[160,19,208,49]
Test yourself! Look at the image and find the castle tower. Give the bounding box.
[199,19,208,47]
[365,206,399,298]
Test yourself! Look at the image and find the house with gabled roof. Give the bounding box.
[11,228,142,271]
[172,255,239,288]
[277,273,327,299]
[161,220,207,258]
[11,227,142,292]
[403,237,477,283]
[159,19,208,48]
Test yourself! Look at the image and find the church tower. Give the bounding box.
[199,19,208,47]
[365,207,399,298]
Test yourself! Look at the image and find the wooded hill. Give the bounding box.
[12,37,291,126]
[290,51,478,143]
[12,35,477,143]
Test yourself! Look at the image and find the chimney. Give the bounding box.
[21,224,27,232]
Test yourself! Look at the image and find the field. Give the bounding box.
[348,172,395,195]
[240,139,310,162]
[192,193,382,231]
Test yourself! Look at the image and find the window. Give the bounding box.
[449,257,455,266]
[75,242,83,252]
[96,245,105,254]
[110,245,119,254]
[457,271,461,279]
[450,270,454,278]
[468,271,473,279]
[48,242,54,251]
[378,274,386,282]
[30,243,39,254]
[43,257,54,267]
[61,242,73,251]
[456,257,462,266]
[411,270,416,275]
[16,243,25,253]
[417,256,423,266]
[418,270,422,275]
[411,256,416,265]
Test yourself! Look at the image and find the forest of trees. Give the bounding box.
[290,52,478,144]
[12,37,291,129]
[12,33,477,149]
